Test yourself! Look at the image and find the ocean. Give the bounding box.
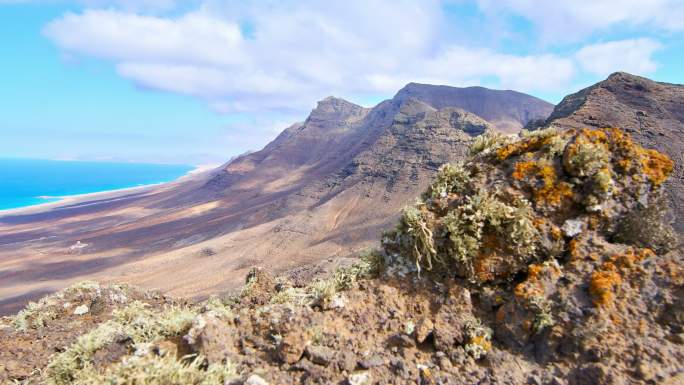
[0,158,194,211]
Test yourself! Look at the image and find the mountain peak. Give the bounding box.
[307,96,365,124]
[314,95,360,110]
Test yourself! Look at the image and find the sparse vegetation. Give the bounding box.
[46,301,199,385]
[422,162,470,200]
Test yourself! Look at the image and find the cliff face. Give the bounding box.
[546,72,684,232]
[0,83,543,313]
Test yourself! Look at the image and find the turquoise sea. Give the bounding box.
[0,158,194,211]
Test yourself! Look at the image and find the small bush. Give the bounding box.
[613,195,678,253]
[423,162,470,200]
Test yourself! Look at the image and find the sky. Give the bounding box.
[1,1,683,165]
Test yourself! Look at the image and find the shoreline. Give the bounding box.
[0,163,218,217]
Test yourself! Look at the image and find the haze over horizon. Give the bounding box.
[2,0,684,164]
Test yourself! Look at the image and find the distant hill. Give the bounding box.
[394,82,553,133]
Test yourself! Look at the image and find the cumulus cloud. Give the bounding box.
[1,0,181,12]
[475,0,684,41]
[43,0,583,113]
[40,1,668,115]
[575,38,663,77]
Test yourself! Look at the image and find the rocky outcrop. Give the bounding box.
[546,72,684,233]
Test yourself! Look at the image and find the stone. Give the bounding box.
[337,351,358,372]
[305,345,336,366]
[347,372,371,385]
[245,374,270,385]
[561,219,584,237]
[73,304,89,315]
[414,317,434,344]
[358,354,384,369]
[329,293,347,309]
[387,333,415,348]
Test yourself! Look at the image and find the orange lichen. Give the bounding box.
[469,335,492,352]
[589,247,656,307]
[589,263,622,307]
[497,135,552,160]
[535,181,574,207]
[600,127,673,187]
[641,148,673,186]
[513,264,544,299]
[512,160,538,180]
[512,159,574,207]
[568,237,582,260]
[474,256,496,282]
[533,217,546,229]
[584,128,608,142]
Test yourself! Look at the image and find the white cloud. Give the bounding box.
[475,0,684,41]
[575,38,663,77]
[1,0,181,12]
[44,10,243,67]
[39,1,670,118]
[43,1,584,113]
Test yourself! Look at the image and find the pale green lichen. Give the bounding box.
[11,301,57,331]
[62,281,101,297]
[10,281,106,332]
[45,301,198,385]
[202,296,233,319]
[614,195,678,253]
[73,354,237,385]
[463,318,493,359]
[470,132,512,156]
[563,136,610,178]
[441,192,538,278]
[269,287,308,306]
[529,296,555,333]
[398,205,438,272]
[304,249,384,307]
[423,162,470,200]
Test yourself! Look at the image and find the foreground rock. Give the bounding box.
[1,128,682,384]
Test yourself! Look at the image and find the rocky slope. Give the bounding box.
[396,82,554,133]
[545,72,684,233]
[0,84,550,314]
[2,127,681,385]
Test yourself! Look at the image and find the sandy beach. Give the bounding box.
[0,163,219,218]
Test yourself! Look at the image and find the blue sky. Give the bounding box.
[1,1,683,165]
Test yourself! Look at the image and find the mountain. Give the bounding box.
[0,83,550,314]
[545,72,684,232]
[395,82,554,133]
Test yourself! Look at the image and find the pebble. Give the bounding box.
[305,345,335,366]
[561,219,584,237]
[245,374,270,385]
[358,354,384,369]
[73,304,89,315]
[347,372,371,385]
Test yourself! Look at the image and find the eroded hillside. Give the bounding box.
[0,84,548,314]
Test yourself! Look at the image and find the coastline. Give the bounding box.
[0,163,218,217]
